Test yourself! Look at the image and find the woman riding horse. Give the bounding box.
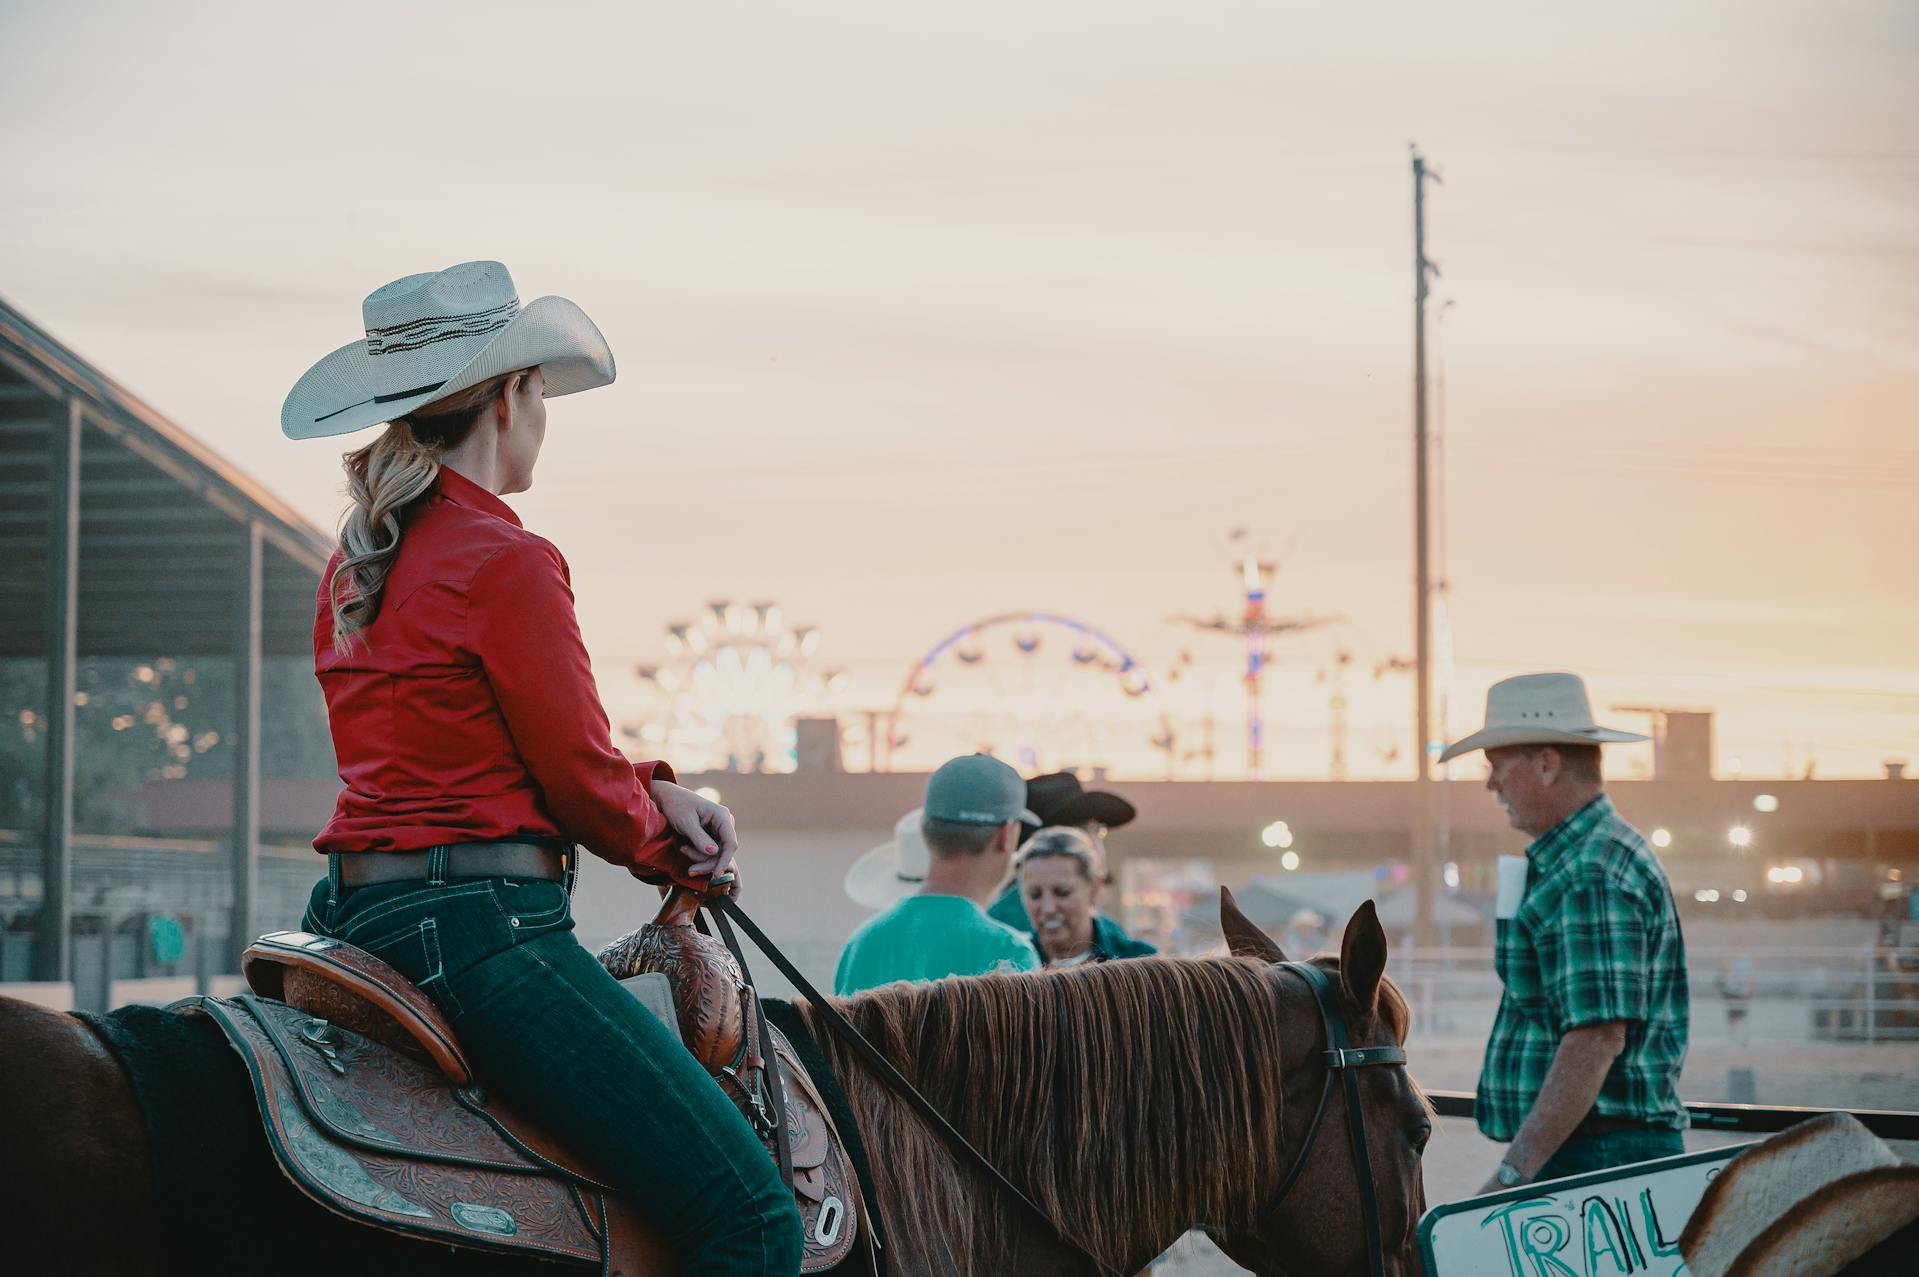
[279,260,803,1275]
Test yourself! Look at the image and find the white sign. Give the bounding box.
[1419,1145,1748,1277]
[1495,855,1529,919]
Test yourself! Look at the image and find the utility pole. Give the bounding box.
[1412,146,1441,947]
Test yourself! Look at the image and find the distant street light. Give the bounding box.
[1280,850,1301,872]
[1651,828,1673,849]
[1752,794,1780,813]
[1728,825,1754,848]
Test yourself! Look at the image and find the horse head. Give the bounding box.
[1209,887,1431,1277]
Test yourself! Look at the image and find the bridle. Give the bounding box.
[1261,960,1409,1277]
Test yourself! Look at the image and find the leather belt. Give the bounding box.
[333,841,571,889]
[1574,1113,1666,1139]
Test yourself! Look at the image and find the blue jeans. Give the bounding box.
[1536,1126,1686,1182]
[303,873,802,1277]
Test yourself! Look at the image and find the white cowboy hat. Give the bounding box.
[844,809,931,912]
[1679,1112,1919,1277]
[282,260,614,440]
[1437,671,1649,763]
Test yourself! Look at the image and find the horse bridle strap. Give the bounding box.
[713,896,1129,1277]
[1266,960,1407,1277]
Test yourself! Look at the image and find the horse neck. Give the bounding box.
[806,959,1297,1274]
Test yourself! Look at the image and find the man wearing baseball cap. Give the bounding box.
[834,754,1040,995]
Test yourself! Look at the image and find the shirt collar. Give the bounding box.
[435,466,523,528]
[1525,793,1614,874]
[906,893,988,914]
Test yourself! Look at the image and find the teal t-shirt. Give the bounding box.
[834,895,1040,996]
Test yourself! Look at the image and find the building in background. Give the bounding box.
[1,295,334,1010]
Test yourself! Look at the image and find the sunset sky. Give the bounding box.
[3,1,1914,778]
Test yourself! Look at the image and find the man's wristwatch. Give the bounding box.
[1494,1161,1527,1189]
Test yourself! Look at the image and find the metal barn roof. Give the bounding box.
[0,295,329,659]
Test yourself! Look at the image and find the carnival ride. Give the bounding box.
[1172,555,1338,778]
[625,600,846,774]
[882,611,1156,777]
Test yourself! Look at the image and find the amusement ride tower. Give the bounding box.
[1173,555,1336,778]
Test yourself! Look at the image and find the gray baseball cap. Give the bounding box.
[924,754,1039,826]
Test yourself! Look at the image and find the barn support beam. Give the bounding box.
[229,519,263,968]
[34,398,81,982]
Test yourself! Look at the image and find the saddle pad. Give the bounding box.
[203,993,606,1266]
[619,972,683,1046]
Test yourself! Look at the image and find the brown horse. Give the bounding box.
[0,892,1427,1276]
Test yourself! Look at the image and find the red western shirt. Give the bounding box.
[312,467,688,883]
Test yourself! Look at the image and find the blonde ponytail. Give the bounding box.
[329,372,522,651]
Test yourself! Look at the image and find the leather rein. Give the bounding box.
[1262,960,1409,1277]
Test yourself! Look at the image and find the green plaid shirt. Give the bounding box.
[1477,795,1690,1141]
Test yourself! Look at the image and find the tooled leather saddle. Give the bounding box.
[195,887,872,1275]
[597,887,869,1270]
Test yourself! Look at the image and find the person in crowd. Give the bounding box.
[835,754,1040,994]
[1015,826,1156,965]
[1718,955,1754,1049]
[988,771,1154,957]
[1279,907,1329,959]
[282,261,801,1276]
[1439,672,1689,1192]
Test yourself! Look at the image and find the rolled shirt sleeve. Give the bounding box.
[1536,875,1652,1031]
[467,540,690,883]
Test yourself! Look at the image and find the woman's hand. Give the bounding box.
[648,778,740,885]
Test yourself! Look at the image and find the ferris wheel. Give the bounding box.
[884,611,1156,777]
[625,600,844,774]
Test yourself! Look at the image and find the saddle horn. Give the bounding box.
[650,883,707,929]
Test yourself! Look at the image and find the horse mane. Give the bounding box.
[797,953,1411,1272]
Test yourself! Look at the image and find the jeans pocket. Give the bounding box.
[489,878,574,945]
[354,917,461,1018]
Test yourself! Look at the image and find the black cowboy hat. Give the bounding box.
[1021,772,1137,835]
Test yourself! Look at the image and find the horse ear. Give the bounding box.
[1339,899,1388,1012]
[1220,886,1287,962]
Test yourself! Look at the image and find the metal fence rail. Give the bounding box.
[1423,1089,1919,1141]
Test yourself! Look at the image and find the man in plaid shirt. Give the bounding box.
[1441,673,1689,1193]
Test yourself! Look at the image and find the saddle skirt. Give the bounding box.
[196,990,662,1271]
[223,926,867,1274]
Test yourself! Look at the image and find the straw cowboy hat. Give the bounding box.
[1437,671,1649,763]
[1679,1112,1919,1277]
[844,809,933,911]
[282,260,614,440]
